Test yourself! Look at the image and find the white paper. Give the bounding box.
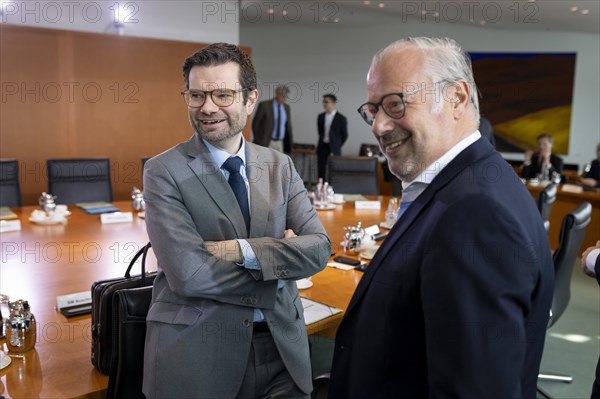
[327,261,356,271]
[355,201,381,209]
[100,212,133,224]
[301,297,342,325]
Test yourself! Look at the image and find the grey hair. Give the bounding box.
[373,37,480,123]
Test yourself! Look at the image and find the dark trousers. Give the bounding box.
[592,355,600,399]
[317,143,331,180]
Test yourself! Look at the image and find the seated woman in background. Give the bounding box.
[521,133,564,180]
[578,142,600,188]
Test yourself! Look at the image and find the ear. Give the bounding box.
[245,88,259,115]
[448,80,471,120]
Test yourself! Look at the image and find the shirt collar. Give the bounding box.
[202,137,247,168]
[402,130,481,189]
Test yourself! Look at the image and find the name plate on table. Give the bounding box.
[0,220,22,233]
[56,291,92,317]
[100,212,133,224]
[355,201,381,210]
[561,184,584,194]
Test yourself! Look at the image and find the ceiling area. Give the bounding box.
[240,0,599,34]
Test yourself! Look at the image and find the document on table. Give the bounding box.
[301,297,343,325]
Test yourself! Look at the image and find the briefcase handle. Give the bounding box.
[124,242,152,285]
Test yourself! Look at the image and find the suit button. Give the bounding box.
[251,298,257,305]
[240,296,247,303]
[283,270,289,276]
[243,319,251,327]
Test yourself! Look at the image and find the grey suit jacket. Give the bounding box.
[142,135,331,398]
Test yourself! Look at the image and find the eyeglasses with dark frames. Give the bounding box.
[357,80,453,126]
[181,88,248,108]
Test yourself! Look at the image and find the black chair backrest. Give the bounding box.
[536,183,557,232]
[327,156,379,195]
[549,201,592,328]
[47,158,113,204]
[358,143,382,157]
[0,159,22,207]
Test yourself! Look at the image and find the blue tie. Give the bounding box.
[397,182,428,220]
[222,156,250,233]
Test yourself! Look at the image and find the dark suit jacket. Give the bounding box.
[522,153,564,179]
[317,112,348,155]
[585,159,600,187]
[594,254,600,399]
[329,138,554,399]
[252,100,293,153]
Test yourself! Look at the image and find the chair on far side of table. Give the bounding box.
[0,158,22,207]
[47,158,113,204]
[327,156,379,195]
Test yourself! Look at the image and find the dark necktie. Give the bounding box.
[222,156,250,233]
[274,103,283,140]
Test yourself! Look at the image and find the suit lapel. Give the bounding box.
[344,138,494,316]
[246,143,269,238]
[185,136,249,238]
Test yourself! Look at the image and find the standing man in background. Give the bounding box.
[252,85,293,153]
[316,93,348,179]
[142,43,330,398]
[329,36,553,398]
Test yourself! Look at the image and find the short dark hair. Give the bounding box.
[537,133,553,143]
[182,43,256,103]
[323,94,337,102]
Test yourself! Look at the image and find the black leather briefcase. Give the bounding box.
[91,242,155,375]
[105,285,153,399]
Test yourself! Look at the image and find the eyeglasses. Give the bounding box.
[181,88,248,108]
[357,80,452,126]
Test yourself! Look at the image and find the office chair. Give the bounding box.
[358,143,382,157]
[537,202,592,399]
[0,159,22,207]
[536,183,557,232]
[327,156,379,195]
[47,158,113,204]
[311,372,331,399]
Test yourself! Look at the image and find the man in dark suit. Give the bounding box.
[521,133,564,180]
[252,85,293,153]
[329,37,554,398]
[142,43,330,398]
[578,142,600,188]
[581,240,600,399]
[316,94,348,179]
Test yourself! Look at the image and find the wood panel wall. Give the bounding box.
[0,25,252,205]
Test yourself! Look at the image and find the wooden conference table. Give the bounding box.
[0,197,392,399]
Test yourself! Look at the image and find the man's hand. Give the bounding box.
[581,240,600,278]
[284,229,297,238]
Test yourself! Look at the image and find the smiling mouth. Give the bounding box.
[383,136,410,153]
[200,119,226,125]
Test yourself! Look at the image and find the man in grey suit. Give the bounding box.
[142,43,331,399]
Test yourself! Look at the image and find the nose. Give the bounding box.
[371,108,394,138]
[199,95,220,114]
